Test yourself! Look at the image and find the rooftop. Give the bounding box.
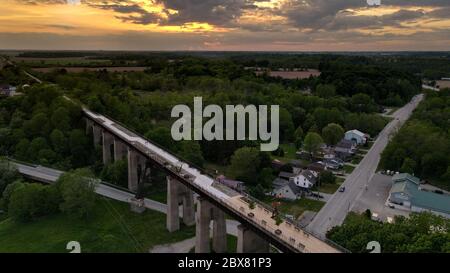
[393,173,421,185]
[346,129,367,138]
[288,181,303,195]
[391,174,450,215]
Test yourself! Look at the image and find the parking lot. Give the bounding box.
[352,173,410,222]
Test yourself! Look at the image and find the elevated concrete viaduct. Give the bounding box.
[83,109,347,254]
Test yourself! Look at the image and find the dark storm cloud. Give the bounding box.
[280,0,447,31]
[383,0,450,6]
[155,0,253,26]
[13,0,450,30]
[84,0,161,24]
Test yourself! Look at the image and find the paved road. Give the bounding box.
[307,94,424,236]
[12,161,240,239]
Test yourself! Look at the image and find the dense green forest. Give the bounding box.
[0,85,96,170]
[1,53,424,190]
[327,212,450,253]
[380,90,450,189]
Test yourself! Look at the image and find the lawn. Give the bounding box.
[0,197,195,253]
[336,177,345,184]
[351,155,364,165]
[343,165,356,174]
[189,235,238,253]
[271,143,297,162]
[314,176,346,194]
[278,199,325,219]
[315,183,340,194]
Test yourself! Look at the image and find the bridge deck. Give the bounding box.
[84,108,345,253]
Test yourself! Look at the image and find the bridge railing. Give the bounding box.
[240,192,350,253]
[83,107,350,253]
[83,107,218,178]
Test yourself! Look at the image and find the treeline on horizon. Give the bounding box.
[14,51,450,80]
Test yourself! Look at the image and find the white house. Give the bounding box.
[290,170,318,189]
[344,130,368,145]
[0,84,16,97]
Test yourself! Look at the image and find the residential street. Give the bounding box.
[307,94,424,236]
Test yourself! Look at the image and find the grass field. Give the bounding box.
[343,165,356,174]
[277,199,325,219]
[351,155,364,165]
[189,235,238,253]
[315,183,340,194]
[0,197,195,253]
[271,143,297,162]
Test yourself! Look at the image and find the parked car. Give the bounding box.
[339,186,346,192]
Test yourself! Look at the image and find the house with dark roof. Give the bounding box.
[216,175,246,192]
[273,181,303,201]
[278,171,296,180]
[307,162,325,175]
[290,170,318,189]
[388,173,450,218]
[334,139,357,160]
[289,160,308,174]
[271,159,285,171]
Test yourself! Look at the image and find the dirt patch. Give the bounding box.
[256,69,321,79]
[32,66,149,73]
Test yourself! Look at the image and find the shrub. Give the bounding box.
[58,169,97,219]
[8,183,60,222]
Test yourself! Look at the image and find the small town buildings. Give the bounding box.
[271,159,285,171]
[278,171,296,180]
[334,139,357,160]
[323,158,343,170]
[296,150,312,160]
[0,84,16,97]
[387,173,450,218]
[216,175,246,192]
[272,180,303,201]
[290,170,318,189]
[289,160,307,175]
[344,130,369,145]
[307,162,325,175]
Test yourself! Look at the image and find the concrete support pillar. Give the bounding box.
[85,119,94,135]
[127,148,141,192]
[102,131,114,165]
[196,197,212,253]
[182,187,195,227]
[92,125,102,147]
[237,224,270,253]
[114,138,128,161]
[212,209,227,253]
[167,177,195,232]
[195,197,227,253]
[167,176,181,232]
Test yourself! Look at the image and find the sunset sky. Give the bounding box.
[1,0,450,51]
